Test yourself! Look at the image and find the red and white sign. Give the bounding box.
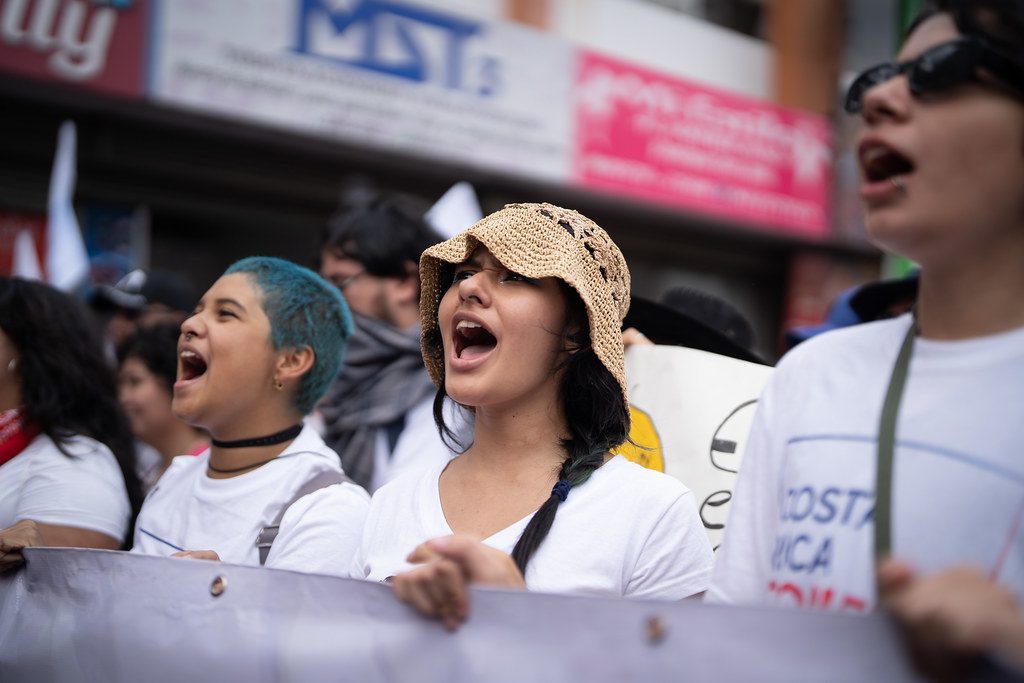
[0,210,46,276]
[0,0,148,98]
[0,2,836,240]
[572,51,832,237]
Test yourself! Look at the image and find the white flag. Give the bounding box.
[11,229,43,280]
[46,121,90,291]
[426,182,483,240]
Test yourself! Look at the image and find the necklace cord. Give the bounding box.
[207,424,303,474]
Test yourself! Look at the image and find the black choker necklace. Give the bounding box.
[211,424,302,449]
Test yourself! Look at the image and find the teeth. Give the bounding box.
[456,320,482,330]
[180,350,197,359]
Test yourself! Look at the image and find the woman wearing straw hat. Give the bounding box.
[351,203,713,628]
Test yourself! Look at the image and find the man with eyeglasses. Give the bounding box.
[316,194,461,493]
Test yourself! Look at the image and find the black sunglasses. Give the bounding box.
[844,37,1024,114]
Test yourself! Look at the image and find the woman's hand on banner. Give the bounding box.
[0,519,45,571]
[393,535,525,631]
[879,559,1024,679]
[171,549,222,562]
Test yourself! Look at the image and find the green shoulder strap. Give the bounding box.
[874,318,917,584]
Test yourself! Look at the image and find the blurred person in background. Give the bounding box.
[784,272,919,350]
[93,269,200,485]
[91,268,198,349]
[0,277,142,570]
[782,286,864,350]
[661,285,758,353]
[709,1,1024,678]
[130,257,369,575]
[622,285,765,364]
[849,270,919,322]
[117,323,208,492]
[317,195,461,492]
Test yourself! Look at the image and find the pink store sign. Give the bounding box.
[572,51,831,237]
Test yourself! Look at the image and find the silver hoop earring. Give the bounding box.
[7,358,17,373]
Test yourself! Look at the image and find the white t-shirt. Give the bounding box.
[352,454,714,599]
[0,433,131,541]
[134,441,164,494]
[708,315,1024,612]
[369,394,464,493]
[132,425,370,576]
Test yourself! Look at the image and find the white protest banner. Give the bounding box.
[615,345,773,549]
[150,0,572,182]
[0,548,945,682]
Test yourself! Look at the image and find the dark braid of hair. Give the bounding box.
[509,346,628,574]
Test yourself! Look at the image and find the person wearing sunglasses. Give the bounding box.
[708,1,1024,678]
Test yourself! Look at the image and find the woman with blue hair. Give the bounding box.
[130,257,370,574]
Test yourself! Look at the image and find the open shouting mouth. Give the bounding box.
[450,315,497,370]
[859,138,916,202]
[175,345,208,390]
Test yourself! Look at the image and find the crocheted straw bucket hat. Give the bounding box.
[419,202,631,405]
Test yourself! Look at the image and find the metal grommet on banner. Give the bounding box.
[210,575,227,597]
[644,616,666,645]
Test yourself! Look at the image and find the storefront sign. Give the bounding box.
[0,0,147,97]
[3,1,834,239]
[572,51,832,237]
[150,0,572,180]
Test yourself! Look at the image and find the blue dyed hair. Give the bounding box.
[224,256,353,414]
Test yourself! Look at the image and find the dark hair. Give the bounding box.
[322,195,443,279]
[661,286,756,352]
[0,278,143,545]
[913,1,1024,67]
[116,322,182,394]
[431,281,630,574]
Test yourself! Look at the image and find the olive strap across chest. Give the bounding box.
[874,318,918,589]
